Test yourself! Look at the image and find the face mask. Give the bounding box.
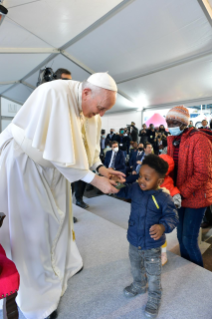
[150,126,154,130]
[203,125,207,128]
[102,135,106,138]
[120,130,124,134]
[189,125,193,128]
[113,147,119,152]
[138,148,143,151]
[169,127,183,136]
[110,131,114,134]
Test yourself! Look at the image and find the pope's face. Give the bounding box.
[81,88,116,118]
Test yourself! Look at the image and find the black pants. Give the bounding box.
[73,181,87,201]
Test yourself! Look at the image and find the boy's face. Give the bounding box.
[138,165,164,191]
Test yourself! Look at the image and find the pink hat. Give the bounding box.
[166,105,189,126]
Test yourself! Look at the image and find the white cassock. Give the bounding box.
[0,80,102,319]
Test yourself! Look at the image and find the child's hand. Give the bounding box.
[149,224,165,240]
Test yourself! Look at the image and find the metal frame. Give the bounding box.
[1,0,212,112]
[197,0,212,27]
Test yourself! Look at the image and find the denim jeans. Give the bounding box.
[129,244,162,302]
[177,206,206,267]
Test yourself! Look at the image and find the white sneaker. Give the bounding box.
[161,252,168,266]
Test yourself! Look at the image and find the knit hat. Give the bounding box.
[166,105,189,126]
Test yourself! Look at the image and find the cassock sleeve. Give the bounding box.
[52,161,96,183]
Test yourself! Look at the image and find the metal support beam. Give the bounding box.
[20,81,36,90]
[1,52,59,95]
[61,50,136,105]
[197,0,212,28]
[0,81,19,85]
[1,95,22,106]
[60,0,135,50]
[117,49,212,84]
[0,48,60,54]
[143,96,212,111]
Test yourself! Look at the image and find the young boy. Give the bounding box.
[117,154,178,318]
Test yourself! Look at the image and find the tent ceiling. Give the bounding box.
[1,0,212,113]
[66,0,212,83]
[6,0,123,48]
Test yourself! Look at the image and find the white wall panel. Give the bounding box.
[1,119,12,132]
[101,111,142,134]
[1,97,22,117]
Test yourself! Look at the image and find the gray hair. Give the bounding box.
[82,80,103,96]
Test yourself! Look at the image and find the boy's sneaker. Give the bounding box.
[161,252,168,266]
[144,297,160,318]
[123,283,146,298]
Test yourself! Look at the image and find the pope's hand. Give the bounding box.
[98,166,126,183]
[90,175,120,194]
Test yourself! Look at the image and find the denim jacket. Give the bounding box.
[117,183,178,250]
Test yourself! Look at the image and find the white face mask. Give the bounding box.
[113,147,119,152]
[168,126,183,136]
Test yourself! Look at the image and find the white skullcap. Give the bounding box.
[87,72,117,92]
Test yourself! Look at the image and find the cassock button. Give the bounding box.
[138,246,142,250]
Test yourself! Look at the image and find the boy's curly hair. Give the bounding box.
[142,154,168,177]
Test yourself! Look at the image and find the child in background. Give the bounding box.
[159,154,181,266]
[117,154,178,318]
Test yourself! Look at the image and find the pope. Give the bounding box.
[0,73,125,319]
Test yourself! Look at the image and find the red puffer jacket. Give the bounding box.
[159,154,180,197]
[167,128,212,208]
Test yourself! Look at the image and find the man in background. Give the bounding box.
[128,121,138,142]
[199,119,210,130]
[54,68,72,80]
[107,128,117,142]
[104,141,126,174]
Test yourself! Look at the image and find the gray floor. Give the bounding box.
[1,202,212,319]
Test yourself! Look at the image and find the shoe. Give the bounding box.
[144,298,160,318]
[161,252,168,266]
[73,216,78,223]
[201,222,211,228]
[86,185,94,191]
[76,200,89,209]
[123,283,146,298]
[45,310,58,319]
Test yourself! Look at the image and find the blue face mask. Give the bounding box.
[169,127,183,136]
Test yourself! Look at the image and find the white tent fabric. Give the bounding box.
[1,0,212,112]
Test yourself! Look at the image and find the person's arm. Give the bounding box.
[179,135,212,198]
[158,194,179,233]
[53,161,120,194]
[116,184,133,200]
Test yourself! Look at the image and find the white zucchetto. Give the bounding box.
[87,72,118,92]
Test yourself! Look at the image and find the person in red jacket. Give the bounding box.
[159,154,181,266]
[166,105,212,267]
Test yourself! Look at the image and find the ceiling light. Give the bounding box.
[0,4,8,27]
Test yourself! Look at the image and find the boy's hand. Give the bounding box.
[149,224,165,240]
